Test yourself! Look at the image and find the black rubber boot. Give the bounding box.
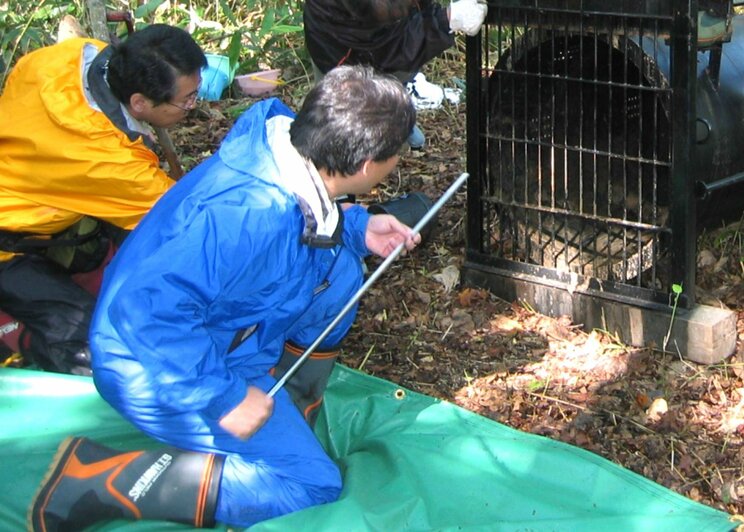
[367,192,436,242]
[28,436,224,531]
[271,341,339,427]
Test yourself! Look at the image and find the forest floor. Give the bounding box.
[169,57,744,521]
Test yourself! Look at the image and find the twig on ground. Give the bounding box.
[524,390,659,435]
[357,344,375,371]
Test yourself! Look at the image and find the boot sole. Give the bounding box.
[27,436,82,532]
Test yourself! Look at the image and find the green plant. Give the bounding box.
[1,1,310,95]
[227,3,304,74]
[1,0,84,89]
[662,283,683,351]
[120,0,307,77]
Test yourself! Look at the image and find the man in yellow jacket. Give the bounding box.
[0,24,206,375]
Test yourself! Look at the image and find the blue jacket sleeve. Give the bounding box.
[340,204,371,257]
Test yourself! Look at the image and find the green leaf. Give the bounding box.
[527,379,548,392]
[226,31,242,74]
[225,101,251,119]
[134,0,167,20]
[258,8,276,38]
[218,0,238,26]
[672,283,683,295]
[267,24,303,35]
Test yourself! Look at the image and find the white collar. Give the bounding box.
[265,115,340,242]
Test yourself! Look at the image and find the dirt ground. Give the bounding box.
[168,66,744,521]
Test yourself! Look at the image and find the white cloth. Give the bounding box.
[449,0,488,37]
[406,73,463,110]
[265,114,340,240]
[407,72,444,110]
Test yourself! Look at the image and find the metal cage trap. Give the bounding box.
[464,0,744,316]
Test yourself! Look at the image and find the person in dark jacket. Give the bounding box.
[29,65,420,531]
[303,0,487,147]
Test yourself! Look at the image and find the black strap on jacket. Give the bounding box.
[0,225,102,254]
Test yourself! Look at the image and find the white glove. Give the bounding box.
[449,0,488,36]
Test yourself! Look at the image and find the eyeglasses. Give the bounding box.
[164,92,200,112]
[163,82,202,112]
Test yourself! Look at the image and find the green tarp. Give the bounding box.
[0,365,734,531]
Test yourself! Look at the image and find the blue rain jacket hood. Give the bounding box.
[90,98,371,426]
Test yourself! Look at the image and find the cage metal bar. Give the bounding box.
[669,0,698,307]
[465,17,484,256]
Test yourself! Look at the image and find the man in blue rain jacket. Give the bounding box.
[29,65,419,531]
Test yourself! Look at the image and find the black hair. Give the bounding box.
[290,65,416,176]
[107,24,206,105]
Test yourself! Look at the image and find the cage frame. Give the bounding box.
[464,0,699,311]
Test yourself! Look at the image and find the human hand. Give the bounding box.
[218,386,274,440]
[366,213,421,258]
[449,0,488,36]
